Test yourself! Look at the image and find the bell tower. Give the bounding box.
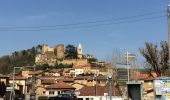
[77,43,83,59]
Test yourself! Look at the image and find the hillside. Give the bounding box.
[0,45,42,74]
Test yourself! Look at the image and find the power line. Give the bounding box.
[0,15,165,31]
[0,10,165,29]
[0,11,166,31]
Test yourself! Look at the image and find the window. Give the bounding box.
[49,91,54,95]
[58,91,60,95]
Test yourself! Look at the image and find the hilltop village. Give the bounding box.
[34,43,107,77]
[0,43,117,99]
[0,43,163,100]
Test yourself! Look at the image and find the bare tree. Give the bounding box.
[139,41,169,77]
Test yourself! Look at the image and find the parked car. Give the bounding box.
[48,93,77,100]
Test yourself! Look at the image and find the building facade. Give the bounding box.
[41,44,54,54]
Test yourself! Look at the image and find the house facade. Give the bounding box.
[9,76,27,94]
[46,81,75,97]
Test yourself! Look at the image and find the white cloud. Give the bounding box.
[24,11,74,21]
[25,14,47,20]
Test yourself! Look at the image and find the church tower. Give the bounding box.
[77,43,83,59]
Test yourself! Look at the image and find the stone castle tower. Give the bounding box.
[41,44,54,54]
[55,44,64,60]
[77,43,83,59]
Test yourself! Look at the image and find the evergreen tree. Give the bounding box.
[65,44,77,59]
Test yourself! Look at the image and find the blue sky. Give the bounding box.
[0,0,169,62]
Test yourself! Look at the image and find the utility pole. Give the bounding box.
[12,67,22,100]
[167,5,170,63]
[12,67,15,100]
[95,68,97,96]
[32,65,36,100]
[95,74,97,96]
[126,51,130,82]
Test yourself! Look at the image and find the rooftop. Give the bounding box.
[56,77,74,82]
[79,86,121,96]
[46,81,75,89]
[41,79,56,84]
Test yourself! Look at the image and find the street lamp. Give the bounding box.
[107,74,112,100]
[12,67,22,100]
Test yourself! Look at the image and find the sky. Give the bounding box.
[0,0,169,62]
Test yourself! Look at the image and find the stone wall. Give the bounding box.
[60,59,88,65]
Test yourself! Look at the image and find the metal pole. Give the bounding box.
[12,67,15,100]
[167,5,170,63]
[106,94,107,100]
[126,51,129,82]
[109,80,112,100]
[95,71,97,96]
[32,65,36,100]
[95,78,97,96]
[108,75,112,100]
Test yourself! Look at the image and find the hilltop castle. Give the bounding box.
[35,43,92,66]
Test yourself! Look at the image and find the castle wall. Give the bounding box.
[60,59,88,65]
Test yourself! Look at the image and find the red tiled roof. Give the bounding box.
[75,75,99,81]
[46,81,75,89]
[0,74,9,77]
[79,86,121,96]
[75,76,92,80]
[41,79,56,84]
[139,72,157,80]
[71,82,87,87]
[29,70,43,75]
[56,78,74,82]
[9,76,27,80]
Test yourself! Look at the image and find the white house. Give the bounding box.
[78,86,123,100]
[9,76,27,94]
[46,81,75,97]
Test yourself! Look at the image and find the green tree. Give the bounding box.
[36,45,42,53]
[0,45,42,74]
[139,41,169,77]
[65,44,77,59]
[36,64,51,71]
[55,63,73,68]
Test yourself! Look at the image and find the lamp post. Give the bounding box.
[12,67,22,100]
[108,74,112,100]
